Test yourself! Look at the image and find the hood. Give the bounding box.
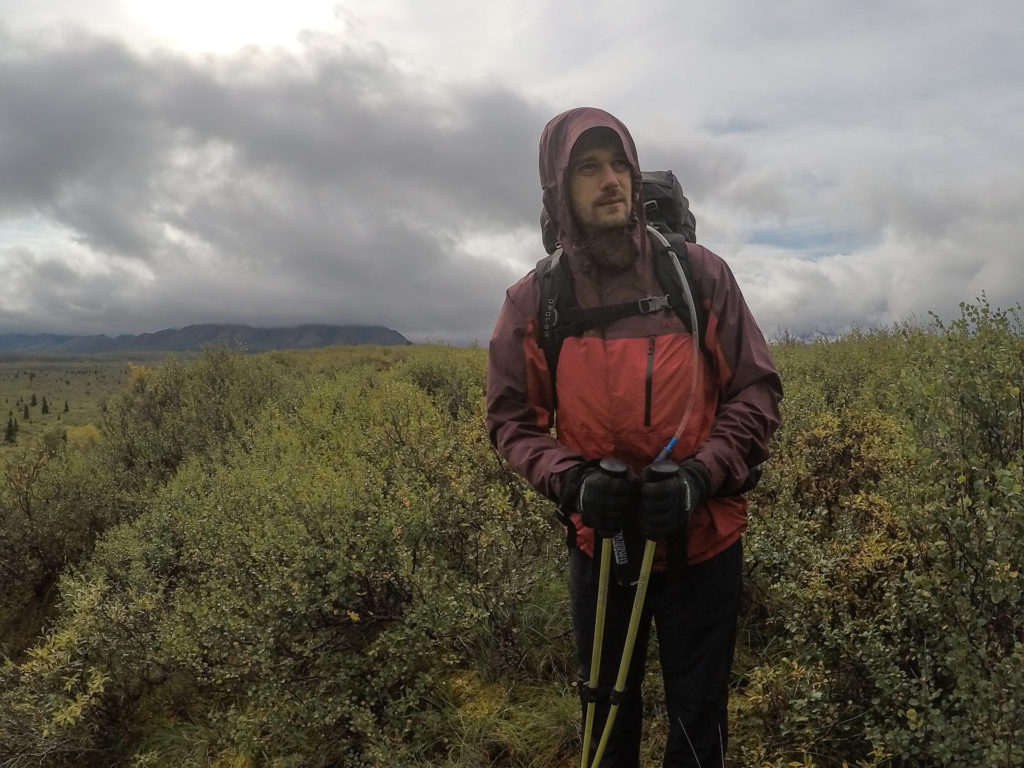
[538,107,647,257]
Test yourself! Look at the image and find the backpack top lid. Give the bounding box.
[539,169,696,254]
[640,170,696,242]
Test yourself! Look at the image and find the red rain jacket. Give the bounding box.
[486,107,782,566]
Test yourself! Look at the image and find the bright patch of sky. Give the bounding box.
[749,225,871,260]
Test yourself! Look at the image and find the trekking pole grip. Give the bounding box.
[599,457,629,478]
[647,459,678,480]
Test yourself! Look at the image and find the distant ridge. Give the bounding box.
[0,324,411,354]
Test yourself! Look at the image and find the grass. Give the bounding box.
[0,353,163,452]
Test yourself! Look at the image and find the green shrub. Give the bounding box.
[1,347,292,656]
[860,299,1024,766]
[0,357,568,767]
[399,345,487,420]
[735,300,1024,767]
[99,346,291,494]
[7,305,1022,767]
[860,465,1024,766]
[0,447,122,652]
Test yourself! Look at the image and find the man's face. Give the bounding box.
[568,129,633,237]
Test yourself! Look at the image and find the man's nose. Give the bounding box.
[597,163,621,187]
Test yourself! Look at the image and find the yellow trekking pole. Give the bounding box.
[588,537,656,768]
[579,457,630,767]
[580,536,612,768]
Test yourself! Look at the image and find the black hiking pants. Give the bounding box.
[569,538,742,768]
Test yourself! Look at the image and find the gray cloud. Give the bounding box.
[0,28,549,341]
[1,2,1023,345]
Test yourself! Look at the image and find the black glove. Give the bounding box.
[560,458,638,536]
[638,459,710,540]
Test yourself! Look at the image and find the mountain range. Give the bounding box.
[0,324,410,354]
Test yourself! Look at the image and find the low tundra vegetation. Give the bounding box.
[1,300,1021,767]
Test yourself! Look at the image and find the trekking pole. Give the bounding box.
[587,461,676,768]
[580,458,627,768]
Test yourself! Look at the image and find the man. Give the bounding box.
[486,107,782,767]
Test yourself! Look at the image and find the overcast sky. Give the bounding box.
[1,1,1022,343]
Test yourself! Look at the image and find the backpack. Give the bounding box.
[536,170,707,395]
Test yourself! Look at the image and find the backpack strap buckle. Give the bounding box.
[638,294,671,314]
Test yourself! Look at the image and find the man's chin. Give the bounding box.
[592,208,630,229]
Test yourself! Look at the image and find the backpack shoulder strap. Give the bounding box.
[649,229,709,360]
[535,247,570,391]
[536,229,712,399]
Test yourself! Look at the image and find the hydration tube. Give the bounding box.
[646,225,703,463]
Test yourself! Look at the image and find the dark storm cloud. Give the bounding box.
[0,27,550,340]
[0,35,166,212]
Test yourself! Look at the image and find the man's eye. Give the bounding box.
[576,162,598,175]
[612,158,631,172]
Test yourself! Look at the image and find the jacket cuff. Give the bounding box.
[680,458,711,500]
[686,453,721,494]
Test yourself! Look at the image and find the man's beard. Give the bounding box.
[583,227,639,272]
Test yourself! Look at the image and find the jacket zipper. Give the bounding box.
[644,336,655,427]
